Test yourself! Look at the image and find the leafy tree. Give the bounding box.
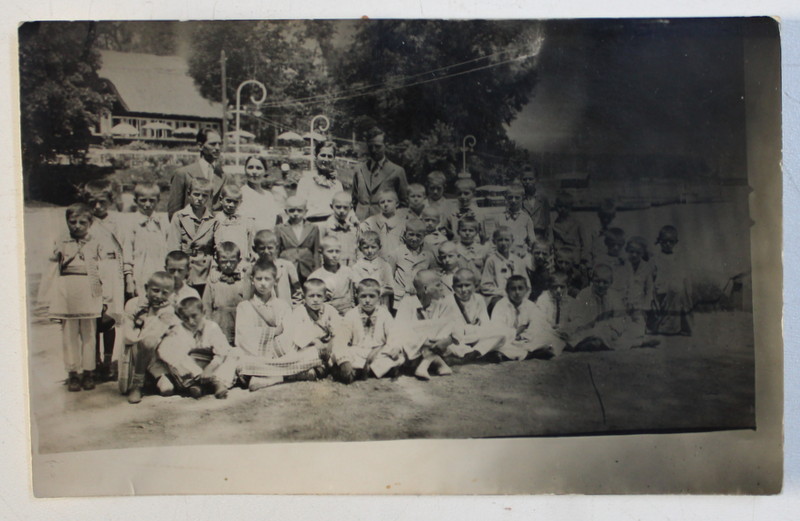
[94,21,179,56]
[186,21,337,140]
[334,20,543,172]
[19,22,113,171]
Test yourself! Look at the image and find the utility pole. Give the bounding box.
[221,50,227,148]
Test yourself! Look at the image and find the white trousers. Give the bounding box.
[62,318,97,373]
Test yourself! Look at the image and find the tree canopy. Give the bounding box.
[94,21,179,56]
[186,20,337,141]
[18,22,113,170]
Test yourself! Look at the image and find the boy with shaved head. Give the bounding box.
[391,269,456,380]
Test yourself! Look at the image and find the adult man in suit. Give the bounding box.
[167,128,227,220]
[351,128,409,220]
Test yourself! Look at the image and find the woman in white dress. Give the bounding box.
[238,156,281,234]
[295,141,343,223]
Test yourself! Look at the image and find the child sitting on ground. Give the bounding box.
[359,189,407,253]
[122,181,169,300]
[234,258,317,391]
[251,229,300,305]
[167,178,217,296]
[391,269,456,380]
[449,268,512,359]
[406,183,428,218]
[319,191,360,266]
[385,218,436,305]
[288,278,341,380]
[332,278,403,383]
[165,251,200,304]
[490,275,558,360]
[480,226,528,304]
[121,271,179,403]
[156,297,238,399]
[455,216,490,275]
[562,264,639,351]
[350,231,394,307]
[532,271,572,355]
[308,236,356,316]
[39,203,108,392]
[202,242,250,344]
[275,196,320,283]
[213,184,255,260]
[648,225,693,336]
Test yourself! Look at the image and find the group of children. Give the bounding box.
[38,167,694,403]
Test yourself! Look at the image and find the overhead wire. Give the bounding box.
[256,43,529,109]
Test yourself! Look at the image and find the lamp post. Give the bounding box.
[309,114,331,173]
[462,134,476,176]
[235,79,267,166]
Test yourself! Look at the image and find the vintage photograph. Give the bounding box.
[21,18,772,463]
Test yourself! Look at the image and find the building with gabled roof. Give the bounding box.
[94,50,222,144]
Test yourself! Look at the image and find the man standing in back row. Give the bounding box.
[168,129,227,220]
[352,127,409,220]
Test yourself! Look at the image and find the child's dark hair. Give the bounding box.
[604,227,626,247]
[358,231,381,249]
[165,250,190,265]
[254,229,278,247]
[505,274,529,291]
[303,278,327,294]
[625,236,650,261]
[656,225,679,244]
[356,278,381,295]
[83,179,116,201]
[555,191,574,208]
[314,140,336,157]
[251,258,278,278]
[457,215,480,231]
[216,241,241,258]
[177,296,203,315]
[65,203,93,220]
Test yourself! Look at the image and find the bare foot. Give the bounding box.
[248,376,282,391]
[431,356,452,376]
[415,358,432,381]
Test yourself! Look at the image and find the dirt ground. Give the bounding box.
[28,310,755,454]
[23,202,756,454]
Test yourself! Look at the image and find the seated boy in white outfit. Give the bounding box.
[449,268,513,360]
[490,275,559,360]
[156,297,238,399]
[332,278,403,383]
[391,269,455,380]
